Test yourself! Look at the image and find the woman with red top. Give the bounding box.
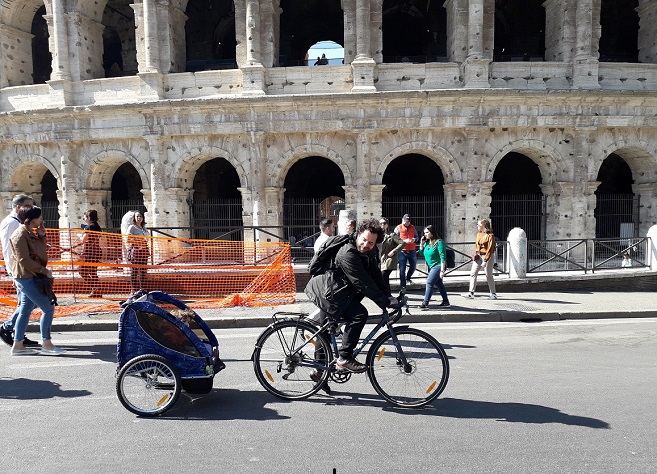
[464,219,497,299]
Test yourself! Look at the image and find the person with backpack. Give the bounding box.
[305,219,398,373]
[419,225,450,309]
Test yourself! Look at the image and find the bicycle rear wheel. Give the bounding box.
[253,319,332,400]
[366,327,449,407]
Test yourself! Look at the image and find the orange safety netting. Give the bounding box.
[0,228,296,320]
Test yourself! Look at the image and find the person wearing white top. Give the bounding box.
[0,194,40,347]
[313,218,334,253]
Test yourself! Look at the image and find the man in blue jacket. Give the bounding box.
[305,218,397,373]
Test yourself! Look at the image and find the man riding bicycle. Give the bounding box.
[305,218,398,373]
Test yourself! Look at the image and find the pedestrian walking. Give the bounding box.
[394,214,419,290]
[379,218,404,292]
[419,225,450,308]
[464,219,497,299]
[0,194,40,347]
[79,209,102,297]
[313,218,334,253]
[9,205,65,356]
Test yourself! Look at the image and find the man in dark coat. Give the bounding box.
[305,218,397,373]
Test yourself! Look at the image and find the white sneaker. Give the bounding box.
[462,292,474,299]
[488,293,497,300]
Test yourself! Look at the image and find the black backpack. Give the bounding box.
[307,234,351,276]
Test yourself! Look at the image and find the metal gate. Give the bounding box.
[41,200,60,228]
[490,194,545,240]
[594,193,639,238]
[191,198,244,240]
[381,195,445,237]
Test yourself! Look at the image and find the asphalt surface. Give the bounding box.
[45,269,657,332]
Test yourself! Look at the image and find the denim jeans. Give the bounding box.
[1,284,21,332]
[398,250,417,288]
[13,277,56,342]
[423,266,449,304]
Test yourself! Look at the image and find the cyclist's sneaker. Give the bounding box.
[336,357,368,374]
[310,370,331,394]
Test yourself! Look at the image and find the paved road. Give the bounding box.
[2,318,656,473]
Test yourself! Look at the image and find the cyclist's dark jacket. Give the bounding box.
[305,236,391,317]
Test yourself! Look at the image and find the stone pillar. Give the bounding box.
[354,133,372,218]
[444,0,468,63]
[542,181,575,240]
[462,0,490,88]
[57,143,83,229]
[350,0,376,92]
[82,189,112,228]
[141,0,159,73]
[338,209,358,235]
[260,0,277,68]
[263,187,284,242]
[49,0,72,81]
[637,0,657,64]
[157,1,189,73]
[66,12,104,81]
[633,183,657,237]
[580,180,600,240]
[573,0,599,89]
[343,185,358,213]
[242,0,266,95]
[443,182,468,244]
[367,184,386,221]
[507,227,527,279]
[144,136,173,231]
[647,224,657,270]
[343,0,357,64]
[544,0,576,62]
[246,132,269,242]
[371,0,383,63]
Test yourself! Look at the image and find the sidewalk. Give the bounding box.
[50,280,657,332]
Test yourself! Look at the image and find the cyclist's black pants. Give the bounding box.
[339,300,368,359]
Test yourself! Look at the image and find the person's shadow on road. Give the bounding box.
[0,377,92,399]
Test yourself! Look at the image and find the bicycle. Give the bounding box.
[252,297,449,407]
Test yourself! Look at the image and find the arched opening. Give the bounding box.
[595,153,636,238]
[493,0,545,61]
[382,154,445,236]
[279,0,343,67]
[32,5,52,84]
[283,156,345,259]
[599,0,639,63]
[110,163,145,229]
[103,27,124,77]
[191,158,243,240]
[185,0,237,71]
[307,40,344,66]
[40,170,59,228]
[382,0,447,63]
[490,152,544,240]
[102,0,138,76]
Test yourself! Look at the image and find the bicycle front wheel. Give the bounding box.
[366,328,449,407]
[253,319,332,400]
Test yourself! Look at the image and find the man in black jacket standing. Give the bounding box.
[305,218,397,373]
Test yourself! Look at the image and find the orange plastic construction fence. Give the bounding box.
[0,228,296,320]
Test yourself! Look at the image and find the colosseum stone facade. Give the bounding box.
[0,0,656,246]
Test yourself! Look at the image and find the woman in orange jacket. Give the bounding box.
[464,219,497,299]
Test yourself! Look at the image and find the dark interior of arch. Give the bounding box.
[493,0,545,61]
[112,162,143,200]
[102,0,138,76]
[103,27,124,77]
[40,170,59,227]
[491,152,543,240]
[596,153,633,194]
[382,0,447,63]
[32,6,52,84]
[599,0,639,62]
[284,156,345,199]
[280,0,343,66]
[185,0,237,71]
[193,157,242,199]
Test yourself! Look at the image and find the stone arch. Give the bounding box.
[597,142,656,185]
[486,140,563,184]
[7,157,59,194]
[174,145,248,190]
[85,149,149,190]
[375,142,461,184]
[271,144,352,189]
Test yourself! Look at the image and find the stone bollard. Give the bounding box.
[337,209,357,235]
[647,225,657,271]
[507,227,527,279]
